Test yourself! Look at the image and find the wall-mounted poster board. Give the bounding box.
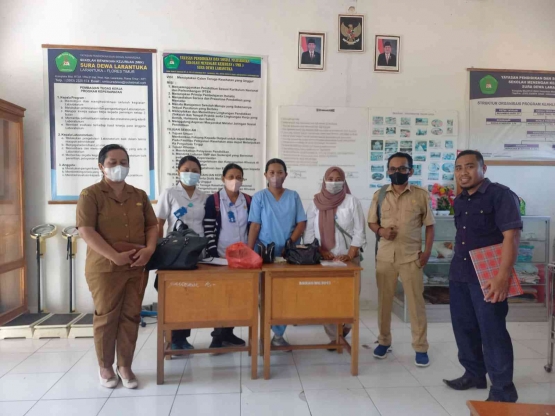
[278,106,458,204]
[279,106,370,201]
[160,51,267,194]
[469,68,555,165]
[43,45,158,202]
[369,108,458,191]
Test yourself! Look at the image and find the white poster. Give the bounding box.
[278,106,370,201]
[369,108,458,191]
[469,69,555,161]
[160,51,267,194]
[44,47,157,201]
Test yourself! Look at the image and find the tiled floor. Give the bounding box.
[0,311,553,415]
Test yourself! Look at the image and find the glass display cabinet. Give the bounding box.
[0,99,27,325]
[393,215,550,323]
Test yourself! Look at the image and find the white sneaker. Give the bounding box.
[271,335,292,352]
[98,369,119,389]
[116,367,138,389]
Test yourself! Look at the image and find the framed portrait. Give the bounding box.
[298,32,325,71]
[338,14,364,52]
[374,35,401,73]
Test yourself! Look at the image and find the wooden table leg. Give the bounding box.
[259,274,265,357]
[251,319,259,380]
[251,274,259,379]
[157,329,165,384]
[351,271,360,376]
[351,320,359,376]
[263,274,272,380]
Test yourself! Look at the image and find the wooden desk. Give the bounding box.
[261,262,362,380]
[156,265,260,384]
[467,400,555,416]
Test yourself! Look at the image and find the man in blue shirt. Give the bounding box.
[443,150,521,403]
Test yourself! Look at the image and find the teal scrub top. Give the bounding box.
[248,188,307,255]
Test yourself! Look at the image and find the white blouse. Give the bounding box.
[156,185,207,236]
[305,194,367,256]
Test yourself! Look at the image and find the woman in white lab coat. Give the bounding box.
[156,155,207,351]
[304,166,366,345]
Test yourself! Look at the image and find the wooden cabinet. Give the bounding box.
[0,99,27,325]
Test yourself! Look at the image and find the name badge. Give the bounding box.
[174,206,187,219]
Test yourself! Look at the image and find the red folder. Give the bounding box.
[469,244,524,298]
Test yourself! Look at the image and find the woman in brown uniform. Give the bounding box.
[77,144,158,389]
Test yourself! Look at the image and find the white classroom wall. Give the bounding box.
[0,0,554,313]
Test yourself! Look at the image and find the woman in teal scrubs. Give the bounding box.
[247,158,307,348]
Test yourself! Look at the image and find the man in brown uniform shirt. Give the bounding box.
[77,144,158,389]
[368,152,435,367]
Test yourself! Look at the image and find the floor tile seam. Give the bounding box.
[39,348,105,402]
[423,385,453,415]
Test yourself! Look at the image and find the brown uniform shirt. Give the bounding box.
[368,184,435,264]
[76,180,158,273]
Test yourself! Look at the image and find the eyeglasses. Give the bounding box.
[387,166,411,174]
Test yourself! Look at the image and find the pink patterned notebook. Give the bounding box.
[469,244,524,298]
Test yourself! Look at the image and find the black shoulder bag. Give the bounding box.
[284,238,322,265]
[146,220,208,271]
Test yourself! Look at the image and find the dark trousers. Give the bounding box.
[449,280,517,402]
[171,329,191,344]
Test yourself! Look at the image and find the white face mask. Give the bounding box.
[325,181,344,195]
[268,176,285,188]
[103,165,129,182]
[224,179,242,193]
[180,172,200,186]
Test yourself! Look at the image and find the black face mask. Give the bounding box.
[389,172,409,185]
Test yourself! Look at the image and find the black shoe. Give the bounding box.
[222,333,246,347]
[209,338,223,349]
[486,386,518,403]
[486,394,517,403]
[443,375,487,391]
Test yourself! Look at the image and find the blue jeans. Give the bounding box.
[449,280,517,401]
[272,325,286,337]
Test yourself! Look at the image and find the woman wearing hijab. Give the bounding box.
[304,166,366,344]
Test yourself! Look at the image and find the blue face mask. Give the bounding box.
[180,172,200,186]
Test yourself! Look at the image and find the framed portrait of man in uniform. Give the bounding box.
[374,35,401,73]
[298,32,325,71]
[338,14,364,52]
